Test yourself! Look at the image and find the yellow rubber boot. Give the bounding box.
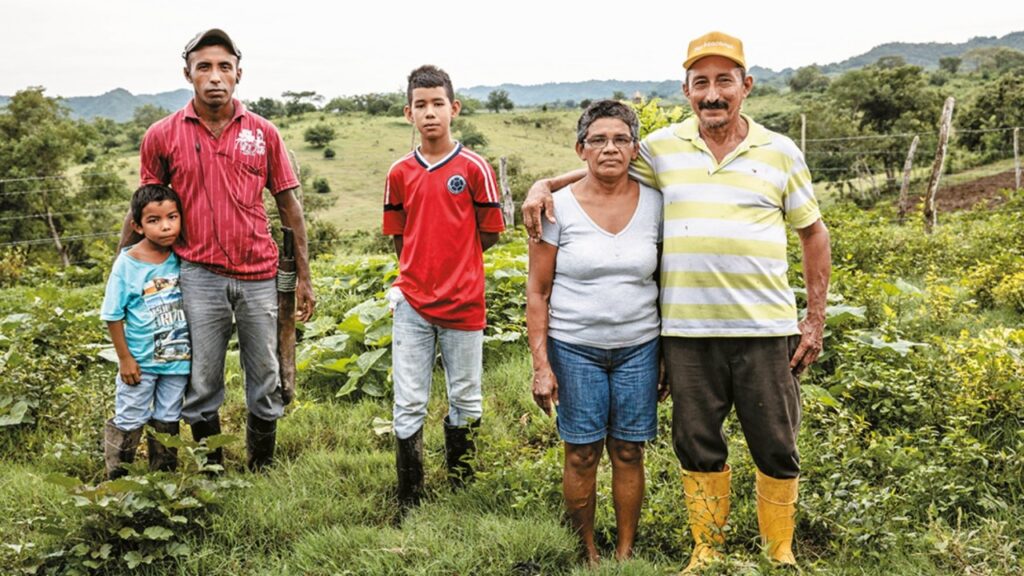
[681,465,731,574]
[755,469,798,565]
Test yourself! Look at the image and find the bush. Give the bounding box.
[312,177,331,194]
[303,123,336,148]
[323,147,336,159]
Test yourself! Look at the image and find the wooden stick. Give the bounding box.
[924,97,955,233]
[499,156,514,227]
[800,113,807,155]
[897,135,920,223]
[1015,127,1021,192]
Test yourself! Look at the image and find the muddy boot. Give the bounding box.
[246,413,277,472]
[103,419,143,480]
[396,427,424,513]
[147,420,180,472]
[190,413,223,470]
[444,416,480,489]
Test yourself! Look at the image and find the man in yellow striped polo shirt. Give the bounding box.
[522,31,831,572]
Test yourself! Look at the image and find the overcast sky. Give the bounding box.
[2,0,1021,100]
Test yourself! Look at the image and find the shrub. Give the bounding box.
[312,177,331,194]
[323,147,336,159]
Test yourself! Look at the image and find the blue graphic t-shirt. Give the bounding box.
[100,248,190,375]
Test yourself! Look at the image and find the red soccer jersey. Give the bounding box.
[383,143,505,330]
[140,99,299,280]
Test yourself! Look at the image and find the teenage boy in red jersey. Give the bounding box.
[382,65,505,512]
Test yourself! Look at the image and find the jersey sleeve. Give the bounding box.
[100,258,129,322]
[382,165,406,235]
[469,157,505,233]
[139,126,169,186]
[264,124,300,195]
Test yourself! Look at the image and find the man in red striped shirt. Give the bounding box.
[122,29,314,472]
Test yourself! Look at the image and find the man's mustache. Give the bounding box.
[698,100,729,110]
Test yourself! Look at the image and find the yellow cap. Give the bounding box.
[683,31,745,69]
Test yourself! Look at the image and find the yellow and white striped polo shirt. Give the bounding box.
[631,114,821,337]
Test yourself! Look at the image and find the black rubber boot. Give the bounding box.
[444,416,480,489]
[103,419,143,480]
[396,427,425,513]
[190,413,223,470]
[147,420,180,472]
[246,413,277,472]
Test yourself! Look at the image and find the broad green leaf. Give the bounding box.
[104,479,146,493]
[142,526,174,541]
[44,473,82,489]
[124,551,146,568]
[321,354,358,373]
[371,416,394,436]
[117,527,139,539]
[319,333,351,352]
[165,542,191,557]
[205,433,240,451]
[355,347,388,374]
[802,384,841,409]
[0,400,31,426]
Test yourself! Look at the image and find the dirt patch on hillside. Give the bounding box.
[907,170,1019,212]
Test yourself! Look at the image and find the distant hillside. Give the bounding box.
[820,31,1024,72]
[0,88,191,122]
[61,88,192,121]
[459,67,786,107]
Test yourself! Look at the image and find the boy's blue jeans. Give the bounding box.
[113,372,188,431]
[390,289,483,440]
[178,260,282,424]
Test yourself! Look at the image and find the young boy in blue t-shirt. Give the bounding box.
[100,184,191,479]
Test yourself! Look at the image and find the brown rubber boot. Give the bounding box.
[443,416,480,489]
[147,420,180,472]
[396,427,424,513]
[103,419,143,480]
[755,469,799,565]
[246,413,277,472]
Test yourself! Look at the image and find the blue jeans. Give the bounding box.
[390,290,483,440]
[179,260,282,423]
[113,372,188,430]
[548,337,660,444]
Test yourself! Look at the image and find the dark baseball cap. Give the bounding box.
[182,28,241,60]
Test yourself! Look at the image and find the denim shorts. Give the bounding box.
[547,336,660,444]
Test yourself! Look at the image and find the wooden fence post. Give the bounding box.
[924,97,955,234]
[1014,127,1021,192]
[897,135,920,223]
[499,156,515,227]
[800,114,807,155]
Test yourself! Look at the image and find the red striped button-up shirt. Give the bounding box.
[140,99,298,280]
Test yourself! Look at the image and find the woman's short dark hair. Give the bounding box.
[576,100,640,145]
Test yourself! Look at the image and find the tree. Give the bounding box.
[303,123,336,148]
[486,90,513,113]
[454,119,487,149]
[282,90,323,116]
[0,88,90,266]
[938,56,961,74]
[456,94,482,116]
[958,70,1024,160]
[579,99,593,109]
[612,90,627,101]
[247,97,286,118]
[788,65,830,93]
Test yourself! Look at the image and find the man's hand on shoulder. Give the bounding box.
[522,179,555,242]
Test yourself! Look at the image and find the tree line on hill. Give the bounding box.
[2,46,1024,270]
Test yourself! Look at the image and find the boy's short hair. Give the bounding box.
[131,184,182,225]
[406,65,455,105]
[576,100,640,145]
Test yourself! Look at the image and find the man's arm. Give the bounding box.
[521,169,587,240]
[791,219,831,373]
[479,232,499,252]
[392,235,403,259]
[275,188,316,322]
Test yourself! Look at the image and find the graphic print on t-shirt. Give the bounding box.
[143,277,190,362]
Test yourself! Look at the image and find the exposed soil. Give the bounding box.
[908,169,1020,212]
